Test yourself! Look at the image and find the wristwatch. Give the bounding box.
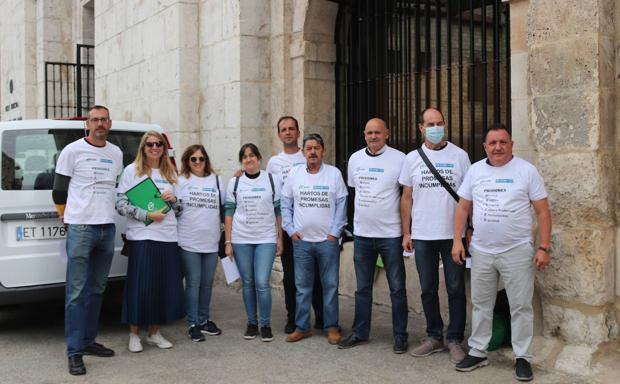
[537,246,551,254]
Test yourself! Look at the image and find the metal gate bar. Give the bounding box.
[45,44,94,119]
[336,0,511,167]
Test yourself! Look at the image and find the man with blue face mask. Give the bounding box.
[398,107,471,364]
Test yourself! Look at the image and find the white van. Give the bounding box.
[0,119,174,305]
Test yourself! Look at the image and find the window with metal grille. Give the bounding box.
[335,0,511,169]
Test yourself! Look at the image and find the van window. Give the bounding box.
[2,129,144,191]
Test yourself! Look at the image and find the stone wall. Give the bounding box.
[522,0,619,374]
[95,0,201,150]
[35,0,76,118]
[0,0,37,120]
[290,0,339,164]
[199,0,273,176]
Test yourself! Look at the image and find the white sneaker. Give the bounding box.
[128,333,143,353]
[146,331,173,349]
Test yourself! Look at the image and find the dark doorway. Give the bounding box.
[335,0,511,170]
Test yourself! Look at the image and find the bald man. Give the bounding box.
[399,107,471,364]
[338,118,409,353]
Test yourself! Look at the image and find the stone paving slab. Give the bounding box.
[0,286,598,384]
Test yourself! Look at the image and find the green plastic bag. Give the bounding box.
[488,312,511,351]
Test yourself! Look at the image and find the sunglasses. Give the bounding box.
[145,141,164,148]
[190,156,205,163]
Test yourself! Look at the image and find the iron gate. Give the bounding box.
[335,0,511,169]
[45,44,94,118]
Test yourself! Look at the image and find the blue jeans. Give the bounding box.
[233,243,276,326]
[293,239,340,332]
[414,239,466,342]
[180,249,218,327]
[281,232,324,325]
[65,224,115,357]
[352,236,408,340]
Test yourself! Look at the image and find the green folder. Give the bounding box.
[124,176,171,225]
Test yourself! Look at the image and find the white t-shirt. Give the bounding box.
[282,164,348,242]
[117,163,178,242]
[398,142,471,240]
[266,150,307,187]
[458,156,548,254]
[55,138,123,225]
[177,173,224,253]
[225,171,280,244]
[347,146,404,238]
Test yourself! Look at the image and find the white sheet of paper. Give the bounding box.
[465,257,471,269]
[59,239,68,264]
[220,256,240,284]
[402,249,414,258]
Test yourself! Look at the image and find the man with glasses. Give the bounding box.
[399,107,471,363]
[53,105,123,375]
[281,133,347,345]
[266,116,323,334]
[338,118,409,353]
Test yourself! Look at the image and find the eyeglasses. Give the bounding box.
[89,117,109,124]
[145,141,164,148]
[190,156,205,163]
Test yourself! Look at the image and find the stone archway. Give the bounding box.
[289,0,339,163]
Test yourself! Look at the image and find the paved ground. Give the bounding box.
[0,286,603,384]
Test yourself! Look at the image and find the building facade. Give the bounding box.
[0,0,618,375]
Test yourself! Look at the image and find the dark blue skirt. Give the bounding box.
[122,240,185,326]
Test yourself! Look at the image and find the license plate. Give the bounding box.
[16,224,66,241]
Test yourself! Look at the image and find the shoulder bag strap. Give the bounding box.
[233,175,240,203]
[267,172,275,202]
[416,147,460,202]
[215,174,224,223]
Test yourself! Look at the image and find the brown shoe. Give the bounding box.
[286,330,312,342]
[327,328,341,345]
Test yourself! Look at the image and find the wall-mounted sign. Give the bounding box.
[4,102,19,112]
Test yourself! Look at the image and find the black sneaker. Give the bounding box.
[201,320,222,336]
[514,358,533,381]
[284,321,296,334]
[68,355,86,376]
[188,325,205,342]
[83,342,115,357]
[338,333,368,349]
[393,337,409,354]
[260,326,274,342]
[455,354,489,372]
[244,323,259,340]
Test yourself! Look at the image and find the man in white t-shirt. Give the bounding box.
[400,107,471,363]
[266,116,323,334]
[281,133,347,345]
[452,124,552,382]
[338,118,409,354]
[53,105,123,376]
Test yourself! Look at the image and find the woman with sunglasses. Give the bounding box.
[116,131,185,353]
[224,143,283,341]
[176,145,224,342]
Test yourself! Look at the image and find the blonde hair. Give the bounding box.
[134,131,177,184]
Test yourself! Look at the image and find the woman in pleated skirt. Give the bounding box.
[116,130,185,352]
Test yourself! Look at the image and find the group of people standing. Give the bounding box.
[54,104,551,383]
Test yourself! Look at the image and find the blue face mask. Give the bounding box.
[425,126,445,144]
